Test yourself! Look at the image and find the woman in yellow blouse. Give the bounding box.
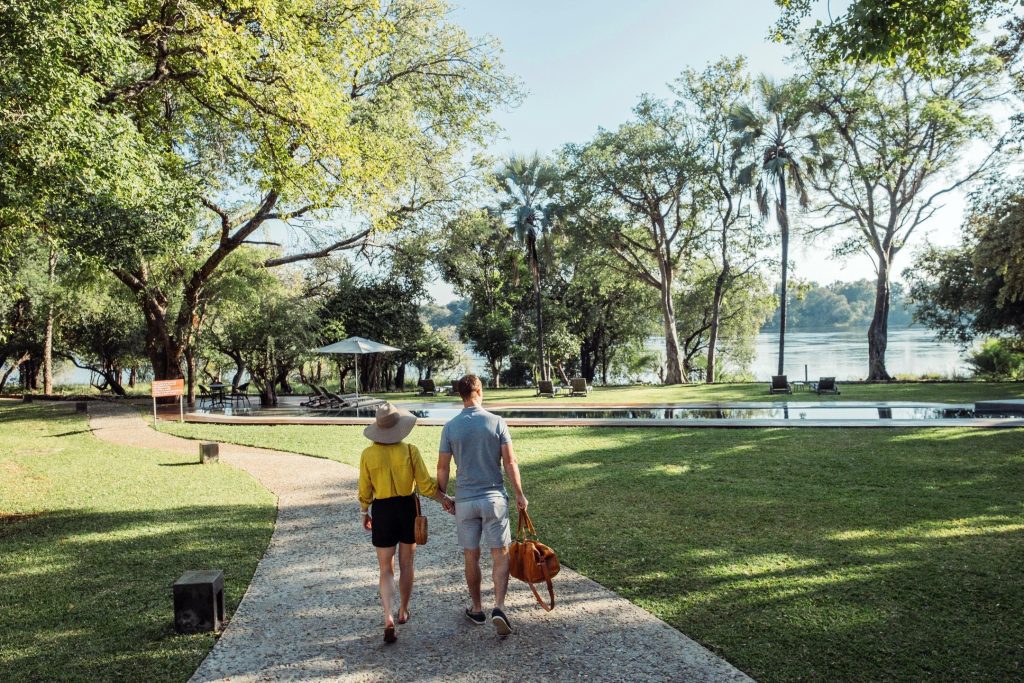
[359,403,453,644]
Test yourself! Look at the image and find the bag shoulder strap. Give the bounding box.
[522,546,555,611]
[406,444,422,515]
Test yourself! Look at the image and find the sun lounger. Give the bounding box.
[536,380,560,398]
[769,375,792,394]
[568,378,592,397]
[308,390,359,409]
[418,379,438,396]
[814,377,840,395]
[301,385,328,407]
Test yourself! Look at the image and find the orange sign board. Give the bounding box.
[151,379,185,398]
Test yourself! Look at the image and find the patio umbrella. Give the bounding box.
[313,336,401,397]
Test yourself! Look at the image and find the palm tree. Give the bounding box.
[494,154,561,382]
[729,76,821,377]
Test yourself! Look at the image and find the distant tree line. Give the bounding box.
[761,280,917,332]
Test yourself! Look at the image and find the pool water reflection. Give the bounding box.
[193,403,1024,422]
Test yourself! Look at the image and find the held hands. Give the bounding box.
[516,493,528,512]
[440,495,456,515]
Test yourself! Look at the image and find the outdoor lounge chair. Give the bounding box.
[769,375,793,394]
[300,385,330,407]
[197,384,213,408]
[418,378,438,396]
[322,390,360,407]
[568,378,592,397]
[536,380,560,398]
[815,377,840,395]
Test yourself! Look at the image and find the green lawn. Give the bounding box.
[163,419,1024,682]
[0,404,276,683]
[340,380,1024,405]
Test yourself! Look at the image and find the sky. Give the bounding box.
[419,0,972,304]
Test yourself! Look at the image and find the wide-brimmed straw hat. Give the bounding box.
[363,402,417,444]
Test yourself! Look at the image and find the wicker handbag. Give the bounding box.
[407,445,428,545]
[509,509,560,611]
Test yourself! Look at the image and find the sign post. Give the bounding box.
[151,379,186,424]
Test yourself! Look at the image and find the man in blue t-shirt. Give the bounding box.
[437,373,528,636]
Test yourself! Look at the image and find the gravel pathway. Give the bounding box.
[89,402,753,682]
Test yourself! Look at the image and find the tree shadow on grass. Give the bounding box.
[514,426,1024,682]
[0,504,274,683]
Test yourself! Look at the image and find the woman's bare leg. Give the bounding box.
[397,542,415,622]
[375,546,397,628]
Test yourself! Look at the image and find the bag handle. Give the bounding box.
[516,509,538,540]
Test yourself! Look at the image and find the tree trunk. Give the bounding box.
[867,255,893,381]
[777,174,790,377]
[276,363,292,395]
[128,366,137,387]
[556,363,569,385]
[707,264,729,384]
[396,363,406,390]
[43,247,57,395]
[529,236,547,382]
[488,359,501,388]
[1,353,29,393]
[229,352,245,389]
[185,346,197,405]
[140,300,185,381]
[580,338,595,384]
[659,277,685,385]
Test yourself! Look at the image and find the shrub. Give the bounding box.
[967,339,1024,380]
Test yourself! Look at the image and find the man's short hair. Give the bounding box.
[456,374,482,400]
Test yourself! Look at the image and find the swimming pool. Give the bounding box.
[186,401,1024,428]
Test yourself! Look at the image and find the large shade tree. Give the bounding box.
[804,52,1002,379]
[730,76,823,377]
[906,177,1024,345]
[564,98,709,385]
[673,56,771,383]
[436,210,526,387]
[1,0,517,402]
[771,0,1009,73]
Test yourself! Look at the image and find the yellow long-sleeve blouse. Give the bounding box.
[358,441,438,513]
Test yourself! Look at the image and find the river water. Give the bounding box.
[746,328,971,381]
[41,327,970,388]
[462,327,971,383]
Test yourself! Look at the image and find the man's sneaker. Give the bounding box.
[464,608,486,626]
[491,607,512,636]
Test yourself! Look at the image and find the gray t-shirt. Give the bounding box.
[438,406,512,502]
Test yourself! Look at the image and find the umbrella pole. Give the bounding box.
[355,353,359,398]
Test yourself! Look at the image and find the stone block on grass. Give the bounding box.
[173,569,225,633]
[200,442,219,464]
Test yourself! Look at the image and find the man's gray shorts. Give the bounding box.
[455,495,511,549]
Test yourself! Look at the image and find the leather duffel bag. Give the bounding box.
[509,509,560,611]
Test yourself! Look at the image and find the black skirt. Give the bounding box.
[370,495,417,547]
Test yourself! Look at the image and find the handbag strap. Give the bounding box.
[406,444,422,515]
[522,544,555,611]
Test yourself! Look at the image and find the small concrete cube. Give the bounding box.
[173,569,225,633]
[75,401,88,413]
[200,442,219,464]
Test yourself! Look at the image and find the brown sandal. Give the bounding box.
[398,611,410,625]
[383,625,397,644]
